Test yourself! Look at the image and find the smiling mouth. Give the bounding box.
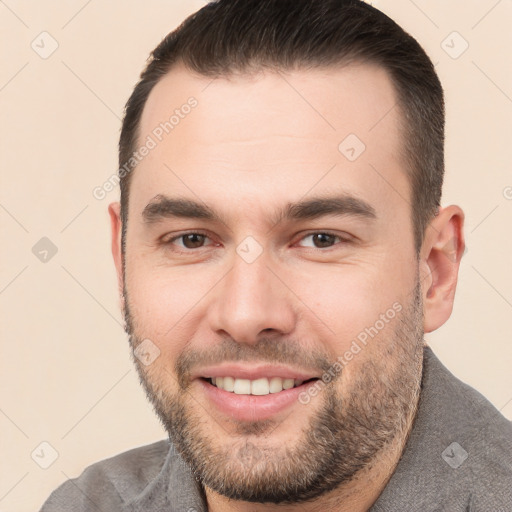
[202,376,319,395]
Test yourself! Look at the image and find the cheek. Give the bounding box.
[287,258,412,356]
[125,259,215,352]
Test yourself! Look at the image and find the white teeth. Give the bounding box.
[269,377,283,393]
[222,376,235,392]
[282,378,294,390]
[210,376,308,395]
[233,378,251,394]
[251,378,270,395]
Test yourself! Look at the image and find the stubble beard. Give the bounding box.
[123,280,424,504]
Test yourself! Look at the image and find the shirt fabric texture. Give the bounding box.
[40,346,512,511]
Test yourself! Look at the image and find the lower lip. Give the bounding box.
[197,379,316,422]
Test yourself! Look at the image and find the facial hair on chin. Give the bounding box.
[123,281,424,505]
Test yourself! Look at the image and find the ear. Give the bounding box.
[108,202,124,305]
[419,205,465,333]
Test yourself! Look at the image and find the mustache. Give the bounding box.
[174,335,334,389]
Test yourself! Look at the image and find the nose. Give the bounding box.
[207,252,297,345]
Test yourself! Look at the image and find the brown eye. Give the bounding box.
[298,232,342,249]
[180,233,207,249]
[311,233,337,248]
[162,231,216,253]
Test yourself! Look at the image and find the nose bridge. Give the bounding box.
[229,253,273,307]
[208,250,295,344]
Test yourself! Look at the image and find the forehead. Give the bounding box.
[131,63,409,227]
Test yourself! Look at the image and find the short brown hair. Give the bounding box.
[119,0,444,253]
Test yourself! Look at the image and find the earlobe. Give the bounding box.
[420,205,465,333]
[108,202,124,300]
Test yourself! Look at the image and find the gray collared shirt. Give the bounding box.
[40,346,512,511]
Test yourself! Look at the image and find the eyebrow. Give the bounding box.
[141,194,377,226]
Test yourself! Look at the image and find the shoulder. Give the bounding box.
[418,347,512,507]
[425,346,512,468]
[39,439,171,511]
[372,346,512,511]
[444,363,512,508]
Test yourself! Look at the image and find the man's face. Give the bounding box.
[119,64,425,503]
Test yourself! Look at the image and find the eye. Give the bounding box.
[297,232,348,249]
[164,232,213,250]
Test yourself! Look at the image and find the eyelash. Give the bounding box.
[161,231,352,253]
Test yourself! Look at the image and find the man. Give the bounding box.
[40,0,512,510]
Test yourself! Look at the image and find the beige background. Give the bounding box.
[1,1,511,510]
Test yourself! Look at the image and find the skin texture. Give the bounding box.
[109,63,465,511]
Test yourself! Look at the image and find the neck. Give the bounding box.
[204,408,417,512]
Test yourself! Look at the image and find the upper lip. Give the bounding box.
[193,364,320,381]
